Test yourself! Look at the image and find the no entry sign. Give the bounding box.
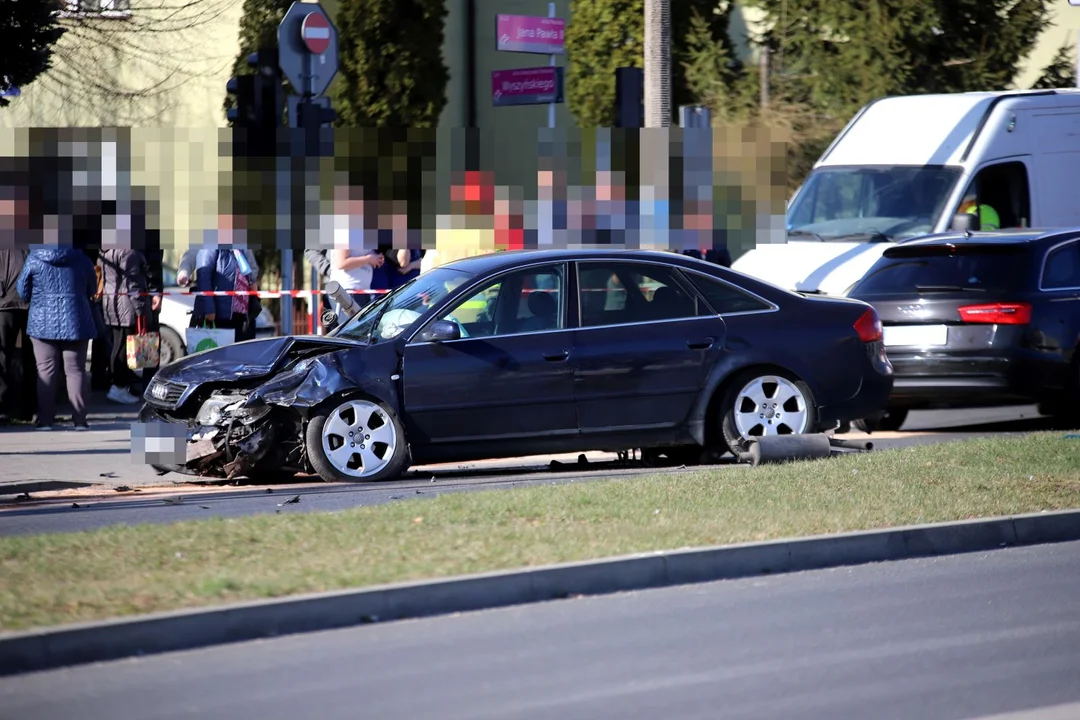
[301,11,331,55]
[278,1,339,97]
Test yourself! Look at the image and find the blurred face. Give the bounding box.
[0,196,27,232]
[101,213,132,249]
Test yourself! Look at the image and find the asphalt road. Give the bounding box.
[3,540,1079,720]
[0,405,1062,537]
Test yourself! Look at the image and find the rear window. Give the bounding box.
[852,246,1030,296]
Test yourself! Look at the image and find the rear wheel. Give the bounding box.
[157,326,185,367]
[305,396,409,482]
[720,370,817,456]
[853,408,908,433]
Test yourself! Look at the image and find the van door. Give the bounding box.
[952,159,1032,230]
[1031,111,1080,228]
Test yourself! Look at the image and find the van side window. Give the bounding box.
[959,161,1031,230]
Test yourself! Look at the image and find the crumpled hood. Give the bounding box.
[154,335,361,386]
[731,241,892,295]
[34,247,83,266]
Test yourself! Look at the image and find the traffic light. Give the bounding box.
[226,74,257,127]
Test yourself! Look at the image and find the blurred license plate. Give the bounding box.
[883,324,948,347]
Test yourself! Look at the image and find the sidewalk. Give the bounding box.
[0,391,158,494]
[0,391,620,497]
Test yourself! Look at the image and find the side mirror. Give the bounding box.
[415,320,461,344]
[950,212,980,232]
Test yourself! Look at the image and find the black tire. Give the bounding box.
[720,369,818,457]
[158,325,185,367]
[642,446,704,467]
[305,395,409,483]
[853,408,908,433]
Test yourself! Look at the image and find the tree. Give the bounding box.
[566,0,740,128]
[1031,44,1077,90]
[336,0,449,128]
[744,0,1052,121]
[8,0,241,126]
[0,0,66,108]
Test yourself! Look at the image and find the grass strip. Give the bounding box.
[2,432,1079,632]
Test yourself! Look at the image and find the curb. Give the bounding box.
[2,508,1079,677]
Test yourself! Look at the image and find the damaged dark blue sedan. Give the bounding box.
[138,249,894,482]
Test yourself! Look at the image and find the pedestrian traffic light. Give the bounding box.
[250,48,284,130]
[300,99,338,128]
[614,67,644,128]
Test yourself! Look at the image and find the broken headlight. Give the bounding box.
[196,394,272,426]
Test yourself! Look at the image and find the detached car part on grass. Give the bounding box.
[736,434,874,467]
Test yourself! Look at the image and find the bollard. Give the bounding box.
[325,280,361,319]
[739,433,834,467]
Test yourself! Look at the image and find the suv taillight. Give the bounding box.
[854,307,883,343]
[957,302,1032,325]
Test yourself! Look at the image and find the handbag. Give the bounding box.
[126,316,161,370]
[185,321,236,354]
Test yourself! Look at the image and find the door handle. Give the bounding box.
[687,338,715,350]
[543,350,570,362]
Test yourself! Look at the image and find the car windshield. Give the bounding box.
[851,246,1030,297]
[787,165,962,241]
[332,267,473,343]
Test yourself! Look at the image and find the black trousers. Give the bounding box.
[0,309,36,420]
[108,325,137,390]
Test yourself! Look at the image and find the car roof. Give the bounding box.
[439,248,713,274]
[895,228,1080,249]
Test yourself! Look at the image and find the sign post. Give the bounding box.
[278,1,339,336]
[494,11,566,126]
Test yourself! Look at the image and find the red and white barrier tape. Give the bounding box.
[102,289,391,298]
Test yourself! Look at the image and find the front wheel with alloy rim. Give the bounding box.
[306,397,409,482]
[720,370,817,456]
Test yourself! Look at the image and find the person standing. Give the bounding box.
[193,246,259,339]
[16,238,98,431]
[192,214,260,340]
[98,238,152,405]
[0,173,35,424]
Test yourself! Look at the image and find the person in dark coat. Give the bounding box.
[98,243,151,405]
[16,243,98,430]
[0,173,36,424]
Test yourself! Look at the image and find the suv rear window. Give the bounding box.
[851,245,1030,296]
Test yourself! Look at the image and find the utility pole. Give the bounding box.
[643,0,671,128]
[759,49,770,109]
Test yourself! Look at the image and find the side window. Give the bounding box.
[439,264,565,338]
[684,272,772,314]
[957,161,1031,230]
[577,262,698,327]
[1042,241,1080,290]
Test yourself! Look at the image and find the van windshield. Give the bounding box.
[787,165,962,242]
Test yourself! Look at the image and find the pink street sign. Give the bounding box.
[491,67,564,107]
[496,14,565,55]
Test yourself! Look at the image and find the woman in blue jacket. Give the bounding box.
[17,244,98,430]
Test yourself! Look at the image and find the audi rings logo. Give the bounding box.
[150,383,168,401]
[898,304,922,316]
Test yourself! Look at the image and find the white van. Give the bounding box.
[732,88,1080,295]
